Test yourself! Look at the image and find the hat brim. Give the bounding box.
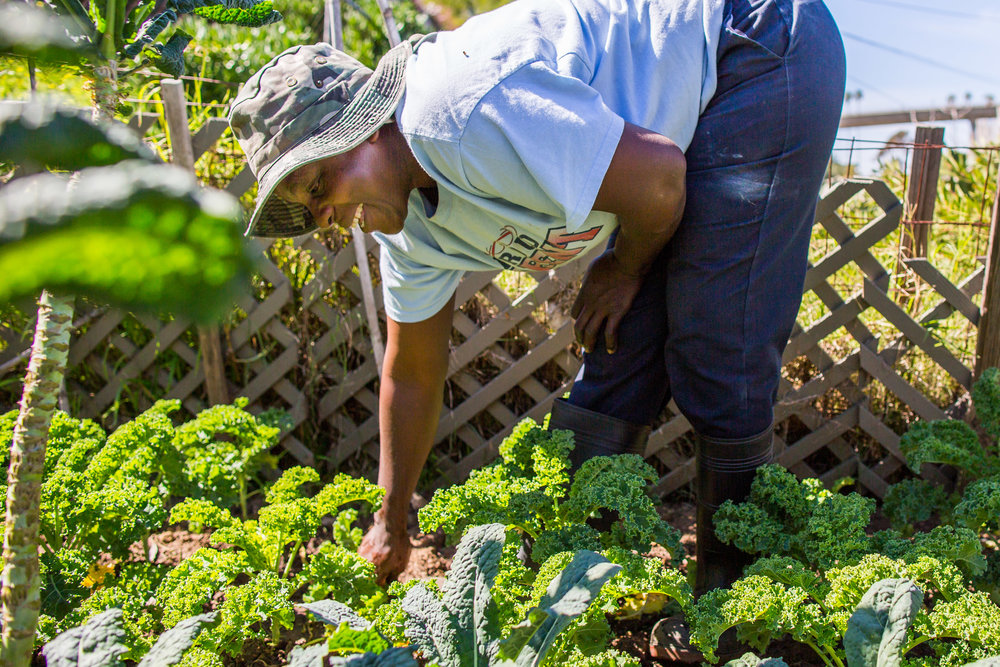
[245,40,412,238]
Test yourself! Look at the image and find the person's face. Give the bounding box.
[275,130,407,235]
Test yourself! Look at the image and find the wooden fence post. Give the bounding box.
[975,185,1000,378]
[901,126,945,259]
[161,79,231,406]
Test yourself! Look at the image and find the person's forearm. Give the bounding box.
[375,297,454,532]
[376,371,445,530]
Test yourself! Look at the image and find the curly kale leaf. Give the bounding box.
[314,472,385,517]
[744,556,828,602]
[565,454,682,560]
[688,575,831,665]
[193,571,294,657]
[155,548,249,629]
[531,523,602,565]
[872,525,987,580]
[297,542,385,616]
[420,420,571,540]
[972,551,1000,607]
[714,464,874,569]
[883,479,951,536]
[914,590,1000,650]
[972,367,1000,442]
[171,398,280,513]
[191,0,282,27]
[900,420,997,478]
[953,476,1000,533]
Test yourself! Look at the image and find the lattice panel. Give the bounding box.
[0,109,989,497]
[647,179,983,498]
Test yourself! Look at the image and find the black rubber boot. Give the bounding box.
[694,426,774,595]
[650,426,773,664]
[547,398,651,470]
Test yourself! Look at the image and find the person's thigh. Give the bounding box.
[567,243,671,426]
[665,0,845,439]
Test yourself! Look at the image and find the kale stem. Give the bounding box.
[904,636,930,654]
[239,476,248,521]
[804,640,836,667]
[281,540,303,579]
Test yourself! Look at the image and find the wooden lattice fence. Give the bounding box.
[0,101,993,497]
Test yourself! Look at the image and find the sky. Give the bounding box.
[823,0,1000,173]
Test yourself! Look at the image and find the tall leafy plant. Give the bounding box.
[0,9,260,663]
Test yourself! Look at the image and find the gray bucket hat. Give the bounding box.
[229,40,413,238]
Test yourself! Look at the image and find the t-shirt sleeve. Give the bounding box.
[379,240,464,323]
[457,60,624,232]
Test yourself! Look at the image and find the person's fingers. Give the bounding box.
[581,311,605,354]
[574,308,592,349]
[604,310,623,355]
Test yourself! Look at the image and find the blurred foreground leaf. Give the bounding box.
[0,2,96,63]
[0,161,255,322]
[0,101,157,172]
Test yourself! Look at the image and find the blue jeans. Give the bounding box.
[568,0,846,440]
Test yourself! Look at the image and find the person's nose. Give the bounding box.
[311,203,335,230]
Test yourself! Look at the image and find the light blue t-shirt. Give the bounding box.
[374,0,725,322]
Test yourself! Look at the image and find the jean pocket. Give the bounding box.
[723,23,786,61]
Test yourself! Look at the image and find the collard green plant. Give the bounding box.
[40,607,215,667]
[399,523,623,667]
[419,418,683,565]
[30,0,281,78]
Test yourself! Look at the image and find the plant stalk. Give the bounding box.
[0,291,74,667]
[281,540,303,579]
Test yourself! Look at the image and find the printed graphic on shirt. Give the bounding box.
[489,224,602,271]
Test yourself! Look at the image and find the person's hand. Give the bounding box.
[571,249,644,355]
[358,512,412,585]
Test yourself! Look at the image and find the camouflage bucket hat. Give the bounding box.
[229,40,412,238]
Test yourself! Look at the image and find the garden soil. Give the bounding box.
[119,499,827,666]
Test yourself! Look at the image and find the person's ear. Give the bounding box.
[366,126,381,143]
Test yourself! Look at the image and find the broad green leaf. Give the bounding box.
[149,29,193,77]
[136,613,216,666]
[844,578,922,667]
[442,522,506,665]
[0,2,96,63]
[0,100,155,172]
[327,646,419,666]
[0,162,255,323]
[299,599,370,630]
[287,643,329,667]
[498,550,622,667]
[723,654,790,667]
[41,607,128,667]
[401,583,461,667]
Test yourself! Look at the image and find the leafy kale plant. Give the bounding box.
[419,418,683,565]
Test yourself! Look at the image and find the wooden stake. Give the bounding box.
[161,79,231,406]
[324,0,387,376]
[901,125,944,259]
[975,184,1000,379]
